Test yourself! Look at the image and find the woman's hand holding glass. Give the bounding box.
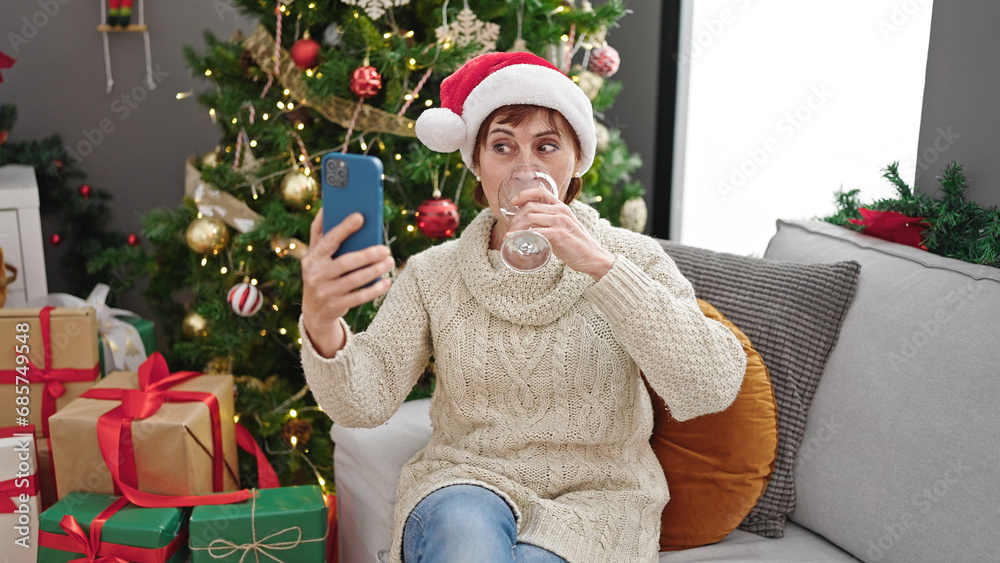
[501,165,616,281]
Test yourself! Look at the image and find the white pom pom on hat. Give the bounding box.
[415,52,596,177]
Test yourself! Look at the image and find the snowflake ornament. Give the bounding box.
[340,0,409,20]
[435,6,500,56]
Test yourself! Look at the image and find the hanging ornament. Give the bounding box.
[227,281,263,317]
[200,150,220,169]
[280,169,319,210]
[322,23,343,47]
[204,356,233,375]
[290,35,321,69]
[416,197,461,238]
[49,233,62,246]
[185,215,230,255]
[79,184,93,200]
[575,69,604,100]
[350,65,382,99]
[0,130,7,146]
[588,44,620,78]
[282,418,313,447]
[435,1,500,57]
[54,159,64,173]
[340,0,410,20]
[620,196,648,233]
[595,122,610,154]
[182,310,210,339]
[127,233,140,246]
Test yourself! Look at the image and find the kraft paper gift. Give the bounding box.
[0,306,101,437]
[0,426,40,563]
[37,492,189,563]
[48,355,239,500]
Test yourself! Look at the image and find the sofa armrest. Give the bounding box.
[331,398,433,563]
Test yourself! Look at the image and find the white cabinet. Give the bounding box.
[0,164,49,307]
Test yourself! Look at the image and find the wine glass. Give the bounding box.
[498,164,558,273]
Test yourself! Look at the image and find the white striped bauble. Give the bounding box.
[227,282,263,317]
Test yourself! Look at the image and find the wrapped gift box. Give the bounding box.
[48,355,240,499]
[189,485,328,563]
[0,426,40,563]
[29,284,156,375]
[38,492,189,563]
[0,307,101,436]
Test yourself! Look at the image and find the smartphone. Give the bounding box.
[321,152,384,259]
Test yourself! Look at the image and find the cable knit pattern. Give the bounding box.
[301,201,747,563]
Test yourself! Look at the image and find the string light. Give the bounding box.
[287,102,295,110]
[250,278,258,285]
[246,245,253,252]
[249,140,257,147]
[233,414,240,423]
[276,101,285,109]
[200,257,208,266]
[297,123,305,130]
[407,225,415,232]
[204,69,212,76]
[209,108,216,117]
[425,99,433,107]
[383,32,392,39]
[305,69,314,77]
[260,329,267,336]
[231,118,238,124]
[317,476,326,486]
[395,154,402,161]
[360,140,368,151]
[220,266,228,274]
[279,328,288,335]
[289,409,298,418]
[291,436,298,447]
[272,304,279,311]
[283,89,290,96]
[262,113,269,120]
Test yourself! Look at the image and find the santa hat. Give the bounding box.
[415,52,596,177]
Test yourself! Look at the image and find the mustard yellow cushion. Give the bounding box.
[647,299,779,551]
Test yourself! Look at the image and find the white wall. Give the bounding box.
[673,0,934,255]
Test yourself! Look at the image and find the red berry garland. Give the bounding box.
[350,65,382,99]
[79,184,92,200]
[415,198,461,239]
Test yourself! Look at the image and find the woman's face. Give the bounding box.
[476,109,579,221]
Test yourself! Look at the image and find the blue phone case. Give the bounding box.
[321,153,384,258]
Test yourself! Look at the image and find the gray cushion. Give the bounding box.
[658,521,858,562]
[659,240,860,538]
[764,219,1000,562]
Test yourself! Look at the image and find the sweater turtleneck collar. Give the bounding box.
[457,201,603,326]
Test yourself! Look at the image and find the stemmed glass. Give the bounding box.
[498,164,558,273]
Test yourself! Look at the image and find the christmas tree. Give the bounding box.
[98,0,646,489]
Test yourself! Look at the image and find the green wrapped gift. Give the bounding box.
[37,492,189,563]
[190,485,328,563]
[98,313,157,376]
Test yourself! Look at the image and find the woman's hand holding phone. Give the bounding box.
[301,211,394,358]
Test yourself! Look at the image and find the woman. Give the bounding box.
[300,52,747,563]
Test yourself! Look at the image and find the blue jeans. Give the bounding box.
[402,484,568,563]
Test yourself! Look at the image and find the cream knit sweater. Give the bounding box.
[301,202,747,563]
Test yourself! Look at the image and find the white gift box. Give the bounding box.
[0,427,40,563]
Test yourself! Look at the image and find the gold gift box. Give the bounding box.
[0,307,100,435]
[48,369,240,499]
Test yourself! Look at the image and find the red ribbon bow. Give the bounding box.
[81,352,253,508]
[1,307,100,436]
[0,474,37,513]
[848,208,930,250]
[39,495,188,563]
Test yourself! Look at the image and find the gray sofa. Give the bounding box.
[329,219,1000,562]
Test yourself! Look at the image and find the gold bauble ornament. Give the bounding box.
[182,311,210,339]
[576,69,604,100]
[185,216,230,255]
[280,169,319,210]
[595,122,611,154]
[204,356,233,375]
[620,196,649,233]
[200,150,220,169]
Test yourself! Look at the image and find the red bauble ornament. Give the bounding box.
[49,233,62,246]
[0,130,8,145]
[227,281,263,317]
[588,44,621,78]
[54,159,64,172]
[79,184,92,200]
[350,65,382,99]
[127,233,140,246]
[290,37,321,69]
[416,198,460,239]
